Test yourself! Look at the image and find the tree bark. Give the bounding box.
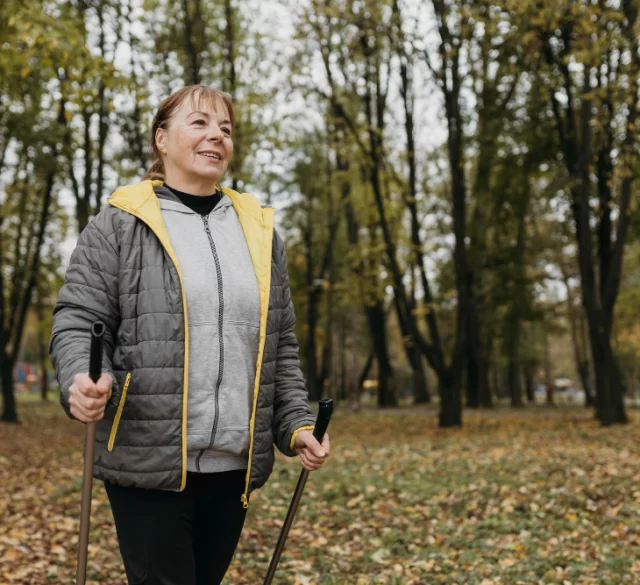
[507,195,527,407]
[36,286,49,401]
[524,364,535,403]
[368,302,396,407]
[1,354,16,423]
[410,344,430,404]
[181,0,203,85]
[439,369,462,427]
[562,267,595,408]
[392,293,430,404]
[343,166,396,406]
[350,305,361,412]
[358,353,374,394]
[543,326,554,405]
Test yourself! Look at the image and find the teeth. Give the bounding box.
[201,153,221,160]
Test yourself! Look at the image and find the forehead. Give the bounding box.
[175,92,231,121]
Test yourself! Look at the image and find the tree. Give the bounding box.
[528,0,639,424]
[0,2,74,421]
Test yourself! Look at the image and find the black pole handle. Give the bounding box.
[89,321,105,383]
[313,398,333,443]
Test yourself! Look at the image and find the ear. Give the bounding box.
[155,127,167,155]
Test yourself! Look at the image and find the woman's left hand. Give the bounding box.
[292,430,330,471]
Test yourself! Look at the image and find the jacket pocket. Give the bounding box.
[108,372,132,452]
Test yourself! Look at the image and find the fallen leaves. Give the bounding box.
[1,403,639,584]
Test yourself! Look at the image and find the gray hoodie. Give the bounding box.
[157,187,260,473]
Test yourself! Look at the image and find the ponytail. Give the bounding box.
[145,159,165,181]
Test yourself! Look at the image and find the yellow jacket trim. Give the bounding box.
[289,425,316,452]
[108,372,132,451]
[107,181,274,501]
[237,202,274,508]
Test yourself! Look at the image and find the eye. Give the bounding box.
[222,127,232,136]
[192,119,206,125]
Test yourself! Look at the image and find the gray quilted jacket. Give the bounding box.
[50,180,316,507]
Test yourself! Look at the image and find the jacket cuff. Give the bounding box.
[288,424,316,452]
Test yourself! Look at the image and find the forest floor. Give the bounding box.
[1,400,639,585]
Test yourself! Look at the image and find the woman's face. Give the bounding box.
[155,96,234,194]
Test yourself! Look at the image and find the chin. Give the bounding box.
[193,170,224,184]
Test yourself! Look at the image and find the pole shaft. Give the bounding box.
[262,470,310,585]
[76,422,96,585]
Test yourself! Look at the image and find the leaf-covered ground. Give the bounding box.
[1,402,639,585]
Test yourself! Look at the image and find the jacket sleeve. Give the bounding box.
[49,210,121,419]
[271,230,316,456]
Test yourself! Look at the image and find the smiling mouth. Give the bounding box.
[199,152,222,161]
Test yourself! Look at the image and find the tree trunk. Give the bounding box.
[439,369,462,427]
[181,0,203,85]
[466,314,491,407]
[543,327,554,405]
[76,200,90,234]
[392,294,429,404]
[590,330,628,425]
[563,268,595,408]
[367,302,396,407]
[507,352,523,407]
[305,330,319,401]
[306,287,320,401]
[338,313,348,401]
[524,365,535,403]
[507,218,526,408]
[466,342,479,408]
[36,286,49,401]
[1,353,17,423]
[410,344,429,404]
[350,306,361,412]
[358,353,374,392]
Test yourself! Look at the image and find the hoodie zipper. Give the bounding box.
[195,214,225,471]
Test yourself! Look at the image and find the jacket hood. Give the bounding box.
[109,180,271,225]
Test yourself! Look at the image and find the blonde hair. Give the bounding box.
[145,85,236,181]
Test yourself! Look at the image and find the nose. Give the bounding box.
[206,124,224,142]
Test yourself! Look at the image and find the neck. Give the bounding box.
[163,169,217,196]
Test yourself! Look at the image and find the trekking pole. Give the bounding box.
[263,398,333,585]
[76,321,105,585]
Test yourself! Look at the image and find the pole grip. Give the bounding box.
[313,398,333,443]
[89,321,105,383]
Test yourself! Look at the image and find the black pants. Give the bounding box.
[104,469,248,585]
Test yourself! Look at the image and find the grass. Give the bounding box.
[0,401,639,584]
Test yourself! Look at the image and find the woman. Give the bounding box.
[50,85,330,585]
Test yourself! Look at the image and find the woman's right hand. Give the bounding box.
[68,372,113,423]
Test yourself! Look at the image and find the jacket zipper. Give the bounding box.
[195,215,225,471]
[107,372,132,451]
